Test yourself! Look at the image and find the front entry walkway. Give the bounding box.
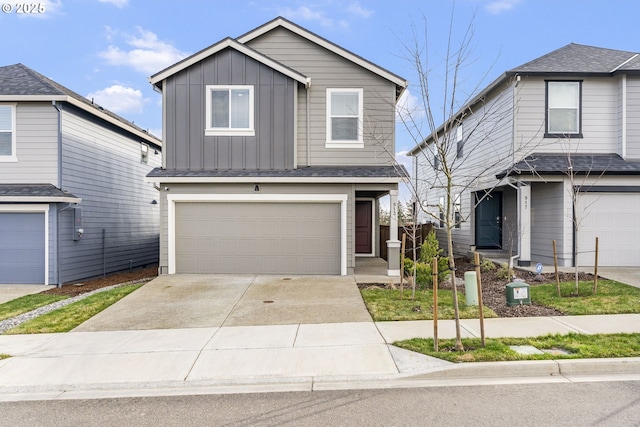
[74,274,373,332]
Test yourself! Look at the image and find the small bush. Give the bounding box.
[496,263,511,280]
[418,231,443,263]
[480,257,496,272]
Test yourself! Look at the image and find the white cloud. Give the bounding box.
[98,0,128,7]
[98,26,189,75]
[396,89,425,123]
[347,2,373,18]
[280,5,335,27]
[87,85,147,114]
[485,0,522,14]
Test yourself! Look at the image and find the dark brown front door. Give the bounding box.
[355,200,372,254]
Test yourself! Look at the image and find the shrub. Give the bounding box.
[418,231,443,263]
[496,263,511,280]
[480,257,496,272]
[403,229,450,288]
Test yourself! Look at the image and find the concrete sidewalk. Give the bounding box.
[1,314,640,401]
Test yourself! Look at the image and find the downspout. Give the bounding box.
[306,83,311,166]
[622,74,627,159]
[52,101,64,288]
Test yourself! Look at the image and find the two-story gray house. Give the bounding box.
[146,17,408,276]
[409,44,640,268]
[0,64,162,285]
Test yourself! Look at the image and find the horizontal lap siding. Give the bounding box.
[245,28,396,167]
[60,107,160,282]
[627,77,640,158]
[516,77,619,154]
[0,102,58,183]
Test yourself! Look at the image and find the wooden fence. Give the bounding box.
[379,223,434,261]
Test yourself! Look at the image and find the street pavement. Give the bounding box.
[1,272,640,401]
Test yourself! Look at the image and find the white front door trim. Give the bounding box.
[167,193,348,275]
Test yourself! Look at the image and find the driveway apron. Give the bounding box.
[73,274,372,331]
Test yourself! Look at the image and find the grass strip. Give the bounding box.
[361,288,497,321]
[4,284,142,335]
[395,333,640,363]
[531,280,640,315]
[0,294,69,322]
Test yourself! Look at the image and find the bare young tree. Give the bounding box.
[372,9,544,351]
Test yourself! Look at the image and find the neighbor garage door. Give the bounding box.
[0,212,45,284]
[175,202,341,274]
[577,193,640,267]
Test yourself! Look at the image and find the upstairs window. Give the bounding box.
[546,81,582,138]
[140,143,149,164]
[326,88,363,148]
[455,124,464,158]
[0,104,16,161]
[205,85,254,136]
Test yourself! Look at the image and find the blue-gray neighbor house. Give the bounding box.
[0,64,162,285]
[146,17,408,276]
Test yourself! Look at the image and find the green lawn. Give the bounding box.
[395,332,640,363]
[361,288,497,321]
[531,280,640,315]
[4,284,142,335]
[0,294,68,322]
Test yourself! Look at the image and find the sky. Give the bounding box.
[3,0,640,177]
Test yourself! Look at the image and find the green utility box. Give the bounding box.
[506,281,531,306]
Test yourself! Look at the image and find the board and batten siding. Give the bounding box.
[529,181,572,266]
[515,76,619,154]
[626,76,640,158]
[157,182,356,274]
[59,106,160,282]
[245,27,396,167]
[164,48,296,171]
[0,102,58,184]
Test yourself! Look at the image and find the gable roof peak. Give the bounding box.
[509,42,640,75]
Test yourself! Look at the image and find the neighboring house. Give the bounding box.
[146,17,408,276]
[409,43,640,268]
[0,64,162,285]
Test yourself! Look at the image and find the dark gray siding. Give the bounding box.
[59,105,160,283]
[164,48,296,171]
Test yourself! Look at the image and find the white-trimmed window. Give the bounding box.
[205,85,254,136]
[140,143,149,164]
[546,81,582,137]
[455,124,463,158]
[326,88,363,148]
[0,104,16,161]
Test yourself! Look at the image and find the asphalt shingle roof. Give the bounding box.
[498,153,640,178]
[0,183,79,198]
[0,63,160,146]
[508,43,640,75]
[147,165,408,179]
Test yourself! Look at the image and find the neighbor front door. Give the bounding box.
[475,193,502,249]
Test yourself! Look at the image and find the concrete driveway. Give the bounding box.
[73,274,373,332]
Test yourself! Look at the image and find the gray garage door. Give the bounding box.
[175,202,341,274]
[0,212,45,284]
[577,193,640,267]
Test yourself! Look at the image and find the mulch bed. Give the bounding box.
[40,266,158,297]
[362,258,597,318]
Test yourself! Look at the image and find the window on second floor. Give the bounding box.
[546,81,582,138]
[140,143,149,164]
[326,88,363,148]
[0,104,16,162]
[455,124,463,158]
[205,85,254,136]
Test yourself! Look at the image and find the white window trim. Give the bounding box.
[0,103,17,162]
[167,193,348,276]
[355,197,376,258]
[326,88,364,148]
[205,85,255,137]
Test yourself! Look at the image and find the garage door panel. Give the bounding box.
[175,202,341,274]
[0,213,45,284]
[577,193,640,267]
